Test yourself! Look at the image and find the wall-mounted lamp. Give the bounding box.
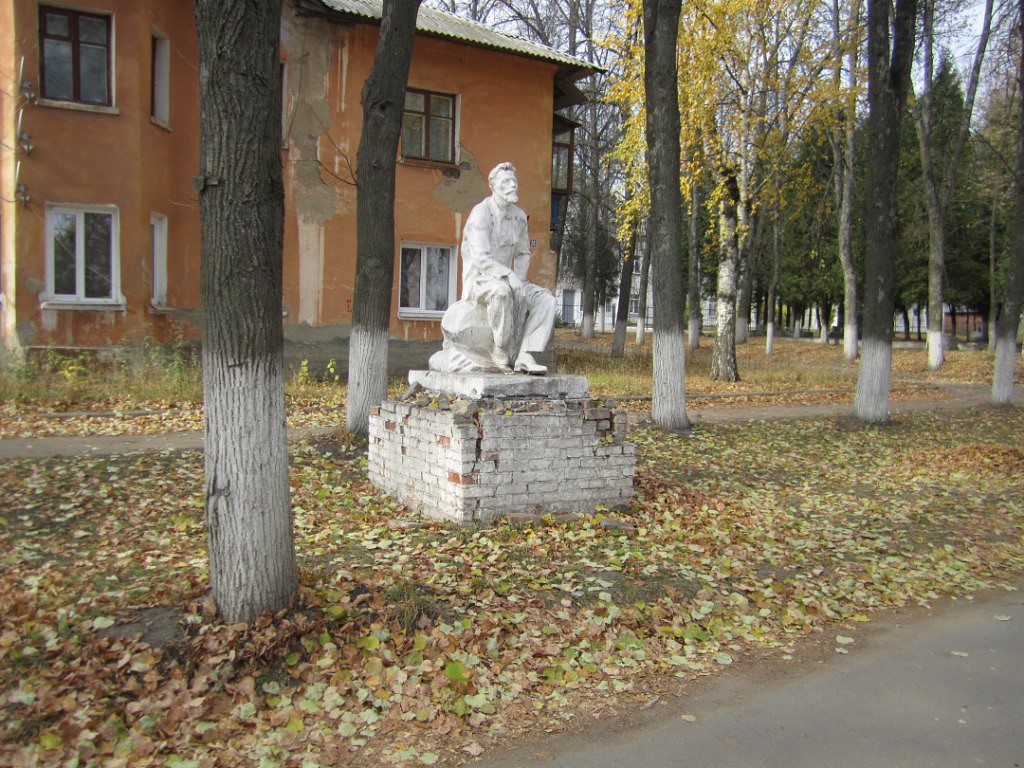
[15,184,30,205]
[20,79,36,103]
[18,132,33,155]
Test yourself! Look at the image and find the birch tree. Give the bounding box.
[347,1,422,435]
[195,0,297,622]
[853,0,917,422]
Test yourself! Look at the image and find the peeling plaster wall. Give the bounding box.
[279,5,559,349]
[281,11,343,330]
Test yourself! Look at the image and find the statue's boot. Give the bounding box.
[514,351,547,375]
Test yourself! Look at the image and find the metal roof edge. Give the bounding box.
[309,0,600,75]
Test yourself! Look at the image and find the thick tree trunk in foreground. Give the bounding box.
[196,0,296,623]
[711,169,740,382]
[643,0,689,430]
[853,0,916,422]
[992,0,1024,404]
[347,1,422,435]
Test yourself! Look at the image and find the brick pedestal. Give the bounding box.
[367,373,635,523]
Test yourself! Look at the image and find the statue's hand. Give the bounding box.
[505,271,523,292]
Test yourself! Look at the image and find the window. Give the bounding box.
[150,213,168,308]
[39,6,112,106]
[151,33,170,124]
[399,244,456,317]
[402,89,455,163]
[551,118,575,193]
[561,290,576,325]
[45,205,120,304]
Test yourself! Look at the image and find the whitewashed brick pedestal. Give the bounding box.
[367,371,636,524]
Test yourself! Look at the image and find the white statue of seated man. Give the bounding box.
[429,162,556,375]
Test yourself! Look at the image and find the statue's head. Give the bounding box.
[488,162,519,205]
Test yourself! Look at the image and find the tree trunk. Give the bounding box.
[643,0,689,429]
[196,0,297,623]
[687,183,703,351]
[580,96,602,339]
[734,208,763,345]
[635,237,651,345]
[914,0,993,371]
[766,210,780,355]
[832,0,860,362]
[992,0,1024,404]
[611,225,638,357]
[347,1,422,435]
[988,182,1001,352]
[854,0,916,423]
[710,169,740,382]
[581,204,598,338]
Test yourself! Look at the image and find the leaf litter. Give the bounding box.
[0,405,1022,767]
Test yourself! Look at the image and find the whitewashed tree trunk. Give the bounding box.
[196,0,297,622]
[347,326,389,432]
[652,331,688,427]
[854,0,915,423]
[644,0,689,430]
[346,0,421,435]
[854,338,893,422]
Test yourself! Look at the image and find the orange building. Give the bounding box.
[0,0,593,371]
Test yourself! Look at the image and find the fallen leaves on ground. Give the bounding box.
[6,336,1005,438]
[1,406,1022,767]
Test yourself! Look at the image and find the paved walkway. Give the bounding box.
[472,585,1024,768]
[1,383,1018,460]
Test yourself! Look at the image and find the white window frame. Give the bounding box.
[150,212,168,309]
[150,31,170,126]
[42,203,124,309]
[397,242,457,320]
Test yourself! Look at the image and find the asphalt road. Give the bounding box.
[472,586,1024,768]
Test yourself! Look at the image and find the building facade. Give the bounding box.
[0,0,593,370]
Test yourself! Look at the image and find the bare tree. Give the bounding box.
[195,0,297,622]
[347,1,423,435]
[853,0,917,422]
[644,0,690,429]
